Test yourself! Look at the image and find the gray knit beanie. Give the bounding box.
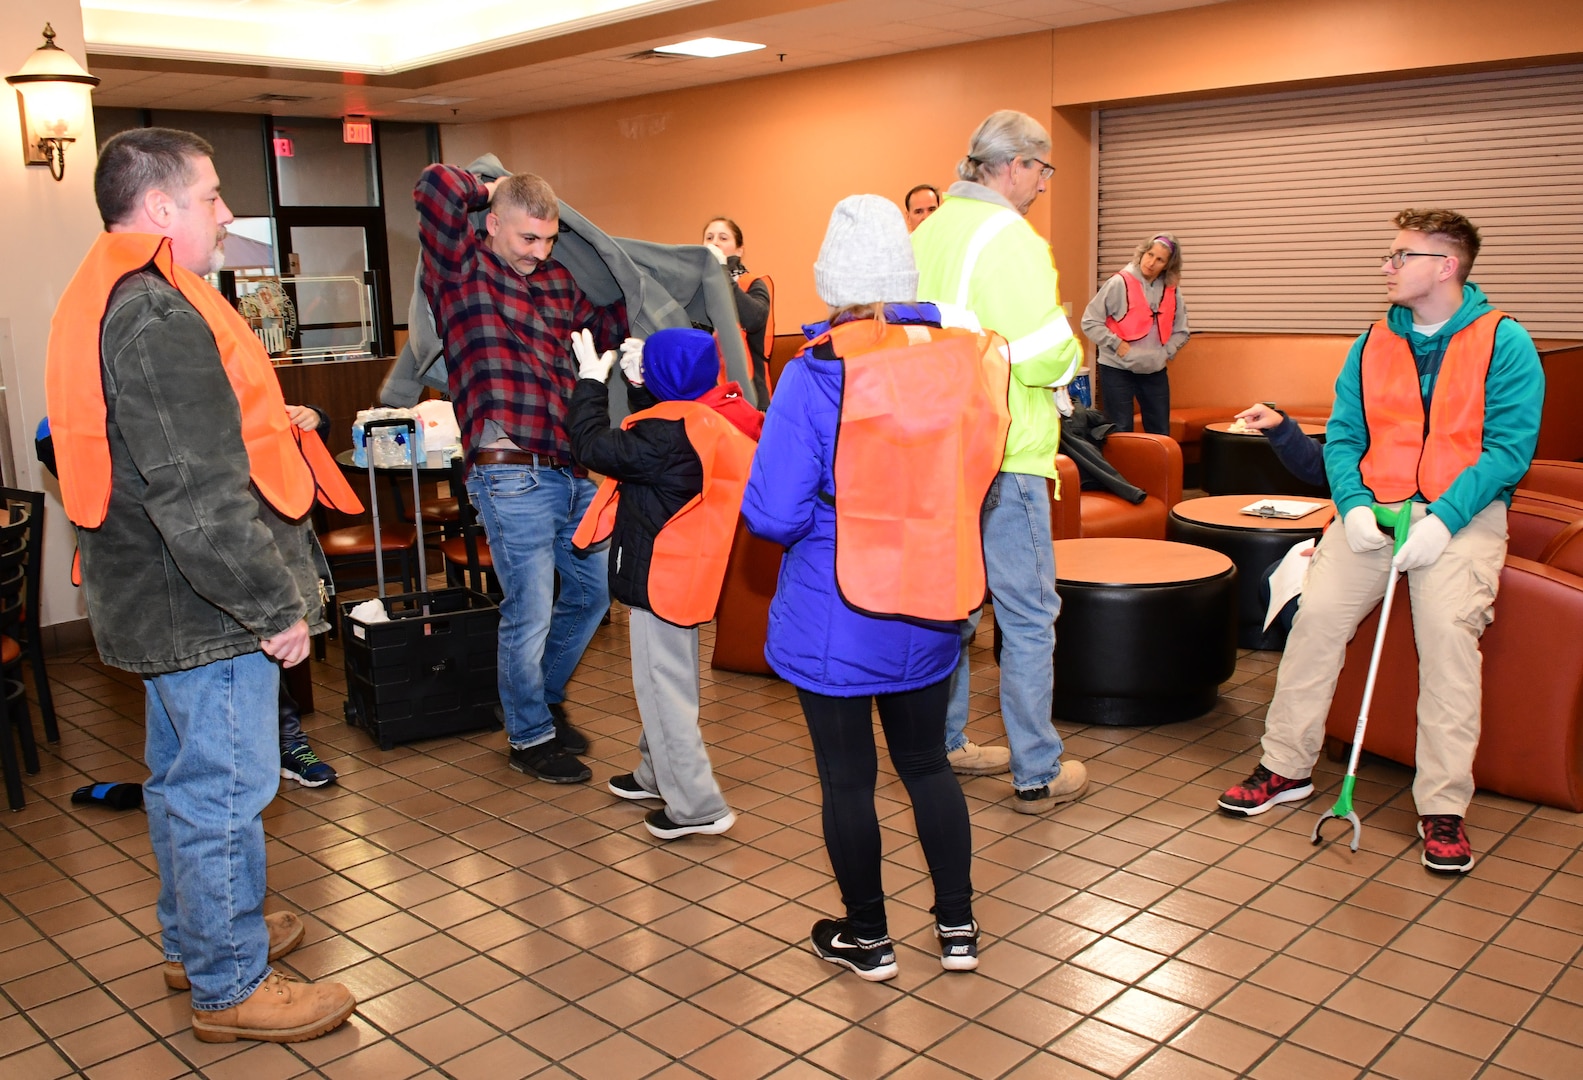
[813,194,918,308]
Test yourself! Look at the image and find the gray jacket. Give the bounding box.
[381,154,755,419]
[1081,264,1190,375]
[78,268,326,675]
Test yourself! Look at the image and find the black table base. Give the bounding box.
[1202,429,1329,498]
[1052,570,1237,726]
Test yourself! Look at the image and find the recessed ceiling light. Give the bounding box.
[398,95,476,106]
[651,37,765,59]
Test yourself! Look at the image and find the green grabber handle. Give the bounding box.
[1371,501,1412,556]
[1313,501,1413,851]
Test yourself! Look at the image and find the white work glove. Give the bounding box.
[571,328,615,382]
[1393,513,1451,571]
[619,337,645,386]
[1343,506,1390,554]
[704,242,727,265]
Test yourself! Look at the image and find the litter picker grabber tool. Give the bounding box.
[1311,502,1412,852]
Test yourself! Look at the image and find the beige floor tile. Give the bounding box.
[5,625,1583,1080]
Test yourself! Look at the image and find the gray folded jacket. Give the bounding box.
[382,153,755,424]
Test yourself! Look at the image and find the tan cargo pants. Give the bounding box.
[1260,500,1506,817]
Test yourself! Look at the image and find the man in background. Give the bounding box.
[904,183,941,231]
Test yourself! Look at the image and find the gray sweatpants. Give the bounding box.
[629,607,731,825]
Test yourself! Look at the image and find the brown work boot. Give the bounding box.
[1011,760,1089,815]
[163,911,306,992]
[191,971,355,1044]
[947,742,1011,776]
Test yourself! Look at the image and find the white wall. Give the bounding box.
[0,3,103,628]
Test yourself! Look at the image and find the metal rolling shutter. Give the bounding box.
[1096,65,1583,335]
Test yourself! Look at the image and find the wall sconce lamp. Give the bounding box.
[6,24,100,182]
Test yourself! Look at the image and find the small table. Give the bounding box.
[333,448,456,479]
[1168,494,1335,650]
[1052,538,1236,726]
[1201,421,1328,497]
[334,447,458,523]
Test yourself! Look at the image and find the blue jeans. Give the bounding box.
[144,651,280,1010]
[1098,364,1171,436]
[945,472,1065,790]
[466,463,609,748]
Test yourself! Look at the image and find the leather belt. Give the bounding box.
[472,449,571,469]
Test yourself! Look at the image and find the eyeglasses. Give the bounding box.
[1381,250,1449,269]
[1024,157,1055,181]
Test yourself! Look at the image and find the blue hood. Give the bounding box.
[644,327,718,402]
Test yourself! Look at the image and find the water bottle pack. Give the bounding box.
[352,408,426,468]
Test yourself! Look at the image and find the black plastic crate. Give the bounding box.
[341,587,502,750]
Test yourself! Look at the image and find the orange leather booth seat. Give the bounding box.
[1521,459,1583,502]
[709,518,784,675]
[1533,344,1583,462]
[1053,432,1183,540]
[1323,503,1583,812]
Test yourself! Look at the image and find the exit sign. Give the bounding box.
[272,136,293,157]
[343,116,373,144]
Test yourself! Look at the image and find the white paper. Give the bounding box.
[348,598,390,626]
[1264,539,1316,630]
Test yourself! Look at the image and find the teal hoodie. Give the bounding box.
[1325,282,1544,535]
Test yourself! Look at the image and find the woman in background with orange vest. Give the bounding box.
[703,216,774,408]
[1081,232,1190,435]
[742,195,1010,983]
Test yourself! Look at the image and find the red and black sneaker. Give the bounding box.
[1218,764,1315,816]
[1418,814,1475,873]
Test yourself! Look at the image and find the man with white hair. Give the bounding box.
[912,109,1088,814]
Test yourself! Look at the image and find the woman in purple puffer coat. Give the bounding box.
[743,195,998,984]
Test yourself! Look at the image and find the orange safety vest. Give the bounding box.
[572,400,758,628]
[46,233,362,536]
[813,320,1011,623]
[719,272,776,402]
[737,272,775,362]
[1104,270,1177,346]
[1358,310,1504,502]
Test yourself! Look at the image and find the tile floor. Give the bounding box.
[2,604,1582,1079]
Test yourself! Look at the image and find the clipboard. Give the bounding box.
[1240,499,1325,520]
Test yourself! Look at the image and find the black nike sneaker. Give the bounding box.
[810,917,898,982]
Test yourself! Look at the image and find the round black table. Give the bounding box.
[1168,494,1335,650]
[1052,538,1237,726]
[1201,421,1329,497]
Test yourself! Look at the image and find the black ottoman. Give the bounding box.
[1052,538,1237,726]
[1201,421,1329,497]
[1168,494,1335,650]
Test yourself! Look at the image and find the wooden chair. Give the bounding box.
[440,456,498,597]
[1,488,56,742]
[0,504,39,810]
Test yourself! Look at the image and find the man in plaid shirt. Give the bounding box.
[417,162,626,784]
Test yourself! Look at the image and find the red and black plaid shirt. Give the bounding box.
[415,164,626,463]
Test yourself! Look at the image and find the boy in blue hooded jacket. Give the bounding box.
[567,328,761,840]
